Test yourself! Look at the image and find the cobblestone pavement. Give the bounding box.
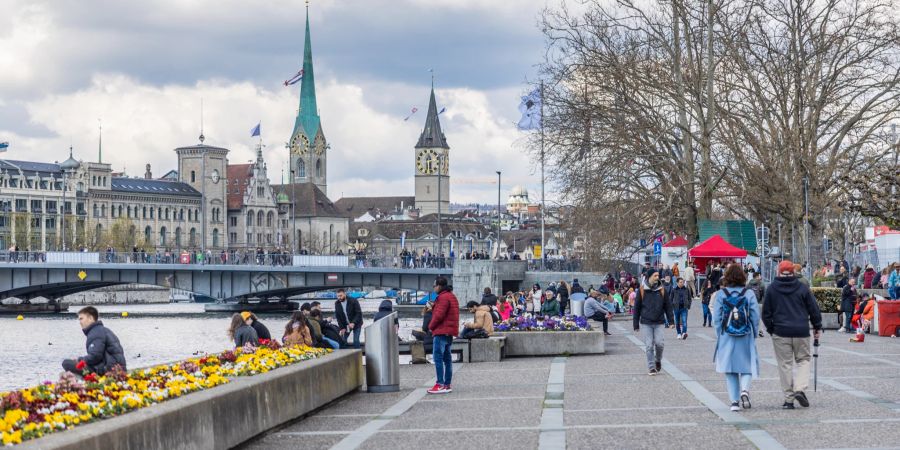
[243,311,900,450]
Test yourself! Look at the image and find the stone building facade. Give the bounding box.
[226,146,291,250]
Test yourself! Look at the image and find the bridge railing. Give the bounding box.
[0,251,457,270]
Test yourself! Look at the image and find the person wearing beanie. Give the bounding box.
[242,311,271,341]
[762,260,823,409]
[633,268,674,375]
[229,312,259,348]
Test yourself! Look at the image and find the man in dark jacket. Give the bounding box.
[671,278,691,340]
[481,287,498,307]
[633,269,674,375]
[63,306,127,376]
[334,288,364,348]
[428,276,459,394]
[762,260,823,410]
[244,312,271,341]
[840,277,858,333]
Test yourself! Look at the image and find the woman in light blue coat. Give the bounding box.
[712,264,760,412]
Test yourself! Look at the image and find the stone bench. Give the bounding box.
[469,336,507,363]
[496,331,605,356]
[393,339,471,363]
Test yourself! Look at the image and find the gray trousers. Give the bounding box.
[772,335,811,401]
[641,324,665,369]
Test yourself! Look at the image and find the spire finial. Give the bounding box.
[69,145,73,158]
[199,98,205,144]
[97,118,102,163]
[429,68,434,90]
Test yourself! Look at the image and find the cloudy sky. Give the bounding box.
[0,0,554,204]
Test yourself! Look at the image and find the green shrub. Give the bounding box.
[811,287,841,313]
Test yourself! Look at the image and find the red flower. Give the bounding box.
[83,373,98,383]
[258,338,270,345]
[75,360,86,371]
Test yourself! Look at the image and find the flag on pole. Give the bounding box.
[283,69,304,86]
[403,107,419,121]
[0,142,8,152]
[250,123,261,137]
[517,87,542,130]
[438,107,446,115]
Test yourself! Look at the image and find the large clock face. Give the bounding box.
[290,133,309,156]
[416,149,438,175]
[314,139,325,156]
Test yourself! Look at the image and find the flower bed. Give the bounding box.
[494,314,591,332]
[0,342,331,446]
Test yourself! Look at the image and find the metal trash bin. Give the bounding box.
[365,311,400,392]
[570,292,587,317]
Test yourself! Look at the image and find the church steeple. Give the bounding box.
[293,5,320,143]
[415,87,448,149]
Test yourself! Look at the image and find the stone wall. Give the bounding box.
[18,350,363,450]
[452,260,527,303]
[525,272,604,290]
[62,284,172,305]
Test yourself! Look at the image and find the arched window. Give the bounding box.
[101,204,106,217]
[165,208,170,220]
[212,228,219,247]
[257,210,264,227]
[175,227,182,248]
[336,232,341,248]
[329,224,334,252]
[143,206,147,219]
[179,209,184,221]
[297,159,306,178]
[118,205,123,217]
[144,226,152,245]
[159,226,167,246]
[190,171,196,183]
[246,210,254,226]
[266,211,274,227]
[189,228,196,247]
[92,176,96,186]
[93,204,99,218]
[315,159,322,178]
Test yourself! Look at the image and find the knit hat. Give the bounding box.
[645,268,659,279]
[240,311,252,321]
[777,260,794,275]
[598,286,610,295]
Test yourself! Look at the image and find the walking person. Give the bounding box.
[428,276,459,394]
[712,265,760,411]
[672,278,691,339]
[762,260,823,409]
[633,269,674,375]
[839,277,858,333]
[334,288,363,349]
[701,280,714,327]
[683,262,696,298]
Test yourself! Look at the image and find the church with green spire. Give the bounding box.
[287,4,328,194]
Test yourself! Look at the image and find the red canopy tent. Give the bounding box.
[688,235,748,272]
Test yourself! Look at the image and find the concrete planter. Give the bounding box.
[821,312,841,330]
[495,331,605,356]
[19,350,363,450]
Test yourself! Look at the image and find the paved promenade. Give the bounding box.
[244,312,900,450]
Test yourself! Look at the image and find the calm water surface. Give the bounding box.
[0,301,463,392]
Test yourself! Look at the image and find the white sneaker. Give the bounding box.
[730,401,741,411]
[838,327,846,333]
[676,334,682,340]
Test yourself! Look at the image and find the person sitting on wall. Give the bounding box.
[585,288,613,335]
[62,306,127,376]
[460,301,493,339]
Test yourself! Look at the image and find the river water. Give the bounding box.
[0,301,466,392]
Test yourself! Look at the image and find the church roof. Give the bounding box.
[334,196,416,219]
[292,7,322,144]
[415,88,449,149]
[226,164,253,210]
[350,219,490,241]
[272,183,342,218]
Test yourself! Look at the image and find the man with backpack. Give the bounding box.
[762,260,823,410]
[633,268,674,376]
[671,278,691,340]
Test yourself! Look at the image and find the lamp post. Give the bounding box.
[803,176,811,278]
[496,171,501,259]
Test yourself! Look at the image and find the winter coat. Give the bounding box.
[335,297,364,330]
[283,323,312,347]
[746,279,766,306]
[481,293,498,307]
[429,289,460,337]
[863,268,876,289]
[80,321,127,375]
[318,319,346,347]
[540,298,561,317]
[496,301,514,320]
[682,266,695,282]
[373,300,399,326]
[712,287,760,376]
[671,286,691,310]
[465,305,494,336]
[233,324,259,348]
[633,281,674,329]
[889,270,900,290]
[584,296,611,318]
[762,276,822,338]
[841,285,858,312]
[251,320,271,341]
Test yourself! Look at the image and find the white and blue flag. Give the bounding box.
[250,123,261,137]
[0,142,8,152]
[517,87,542,130]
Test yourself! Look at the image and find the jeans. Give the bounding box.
[348,326,362,349]
[589,313,608,333]
[433,335,453,386]
[702,303,712,325]
[724,373,752,403]
[843,311,853,331]
[321,336,340,350]
[640,324,665,370]
[674,308,688,335]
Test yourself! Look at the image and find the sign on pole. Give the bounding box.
[653,242,662,256]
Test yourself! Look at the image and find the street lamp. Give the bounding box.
[496,171,501,259]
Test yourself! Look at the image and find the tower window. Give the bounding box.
[297,159,306,178]
[315,159,322,178]
[190,171,196,183]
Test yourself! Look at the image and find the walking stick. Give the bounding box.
[813,337,819,392]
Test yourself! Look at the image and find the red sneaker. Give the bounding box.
[442,384,452,393]
[427,383,446,394]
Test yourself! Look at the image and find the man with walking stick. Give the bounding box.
[762,260,823,409]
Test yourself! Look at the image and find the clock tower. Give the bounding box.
[414,87,449,216]
[287,4,328,195]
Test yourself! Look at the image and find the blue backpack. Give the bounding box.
[721,288,751,337]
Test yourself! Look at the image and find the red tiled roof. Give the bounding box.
[226,164,252,210]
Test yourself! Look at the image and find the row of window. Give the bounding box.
[0,178,64,190]
[94,224,221,248]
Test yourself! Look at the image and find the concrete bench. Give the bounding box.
[469,336,506,363]
[395,339,471,363]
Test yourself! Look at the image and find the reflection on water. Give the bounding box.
[0,302,471,392]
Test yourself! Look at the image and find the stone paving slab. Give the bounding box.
[382,397,544,430]
[563,408,720,426]
[359,430,540,450]
[567,425,756,450]
[763,421,900,449]
[244,433,346,450]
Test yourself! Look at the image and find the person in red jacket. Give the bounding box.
[428,276,459,394]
